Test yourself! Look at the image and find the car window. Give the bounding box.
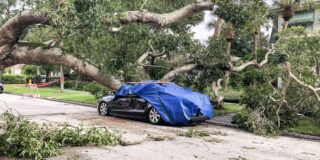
[116,98,128,102]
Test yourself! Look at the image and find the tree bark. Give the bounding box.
[214,17,224,37]
[120,1,214,26]
[160,64,198,82]
[45,70,50,82]
[36,66,41,75]
[283,20,289,30]
[253,28,259,60]
[0,45,121,90]
[60,65,64,93]
[0,10,49,46]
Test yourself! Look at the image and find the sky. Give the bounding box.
[191,0,274,43]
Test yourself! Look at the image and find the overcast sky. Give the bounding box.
[192,0,274,43]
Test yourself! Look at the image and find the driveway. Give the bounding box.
[0,94,319,160]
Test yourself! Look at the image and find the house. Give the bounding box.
[9,65,23,75]
[269,1,320,33]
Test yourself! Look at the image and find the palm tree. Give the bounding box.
[274,0,315,29]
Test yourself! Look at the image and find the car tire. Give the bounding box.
[147,107,162,125]
[98,102,109,116]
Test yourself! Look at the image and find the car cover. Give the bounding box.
[115,82,213,125]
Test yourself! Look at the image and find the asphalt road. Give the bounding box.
[0,93,319,160]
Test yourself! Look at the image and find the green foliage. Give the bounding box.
[215,0,267,29]
[83,83,110,98]
[214,103,243,116]
[21,65,43,75]
[0,112,119,159]
[287,117,320,136]
[20,0,203,82]
[2,74,27,84]
[232,109,280,136]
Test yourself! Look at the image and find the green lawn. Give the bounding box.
[220,89,242,100]
[4,84,97,105]
[287,118,320,137]
[214,103,244,116]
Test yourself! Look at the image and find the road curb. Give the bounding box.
[3,92,96,108]
[282,131,320,141]
[206,119,320,142]
[205,121,239,128]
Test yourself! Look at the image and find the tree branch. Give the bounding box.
[288,63,320,102]
[0,10,49,46]
[229,45,276,72]
[160,64,198,82]
[0,45,121,90]
[119,1,214,26]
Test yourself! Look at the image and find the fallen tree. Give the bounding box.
[0,0,215,89]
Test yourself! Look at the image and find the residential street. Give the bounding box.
[0,94,319,160]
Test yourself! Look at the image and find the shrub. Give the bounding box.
[83,83,110,98]
[2,74,27,84]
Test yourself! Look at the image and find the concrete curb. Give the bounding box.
[205,121,239,129]
[3,92,96,108]
[206,120,320,142]
[282,131,320,141]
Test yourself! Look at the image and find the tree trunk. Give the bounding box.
[60,65,64,93]
[0,69,3,81]
[214,17,224,37]
[253,28,260,60]
[283,20,289,30]
[223,41,232,90]
[74,73,81,89]
[0,45,121,90]
[45,70,50,82]
[36,66,40,75]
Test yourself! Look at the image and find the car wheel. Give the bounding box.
[98,102,109,116]
[147,107,162,125]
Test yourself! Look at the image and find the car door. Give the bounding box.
[128,98,147,118]
[109,97,131,115]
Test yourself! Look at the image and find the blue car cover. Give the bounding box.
[115,82,213,125]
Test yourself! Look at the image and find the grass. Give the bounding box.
[220,89,242,100]
[4,84,97,105]
[287,118,320,137]
[214,103,244,116]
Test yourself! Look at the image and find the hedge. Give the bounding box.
[2,74,27,84]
